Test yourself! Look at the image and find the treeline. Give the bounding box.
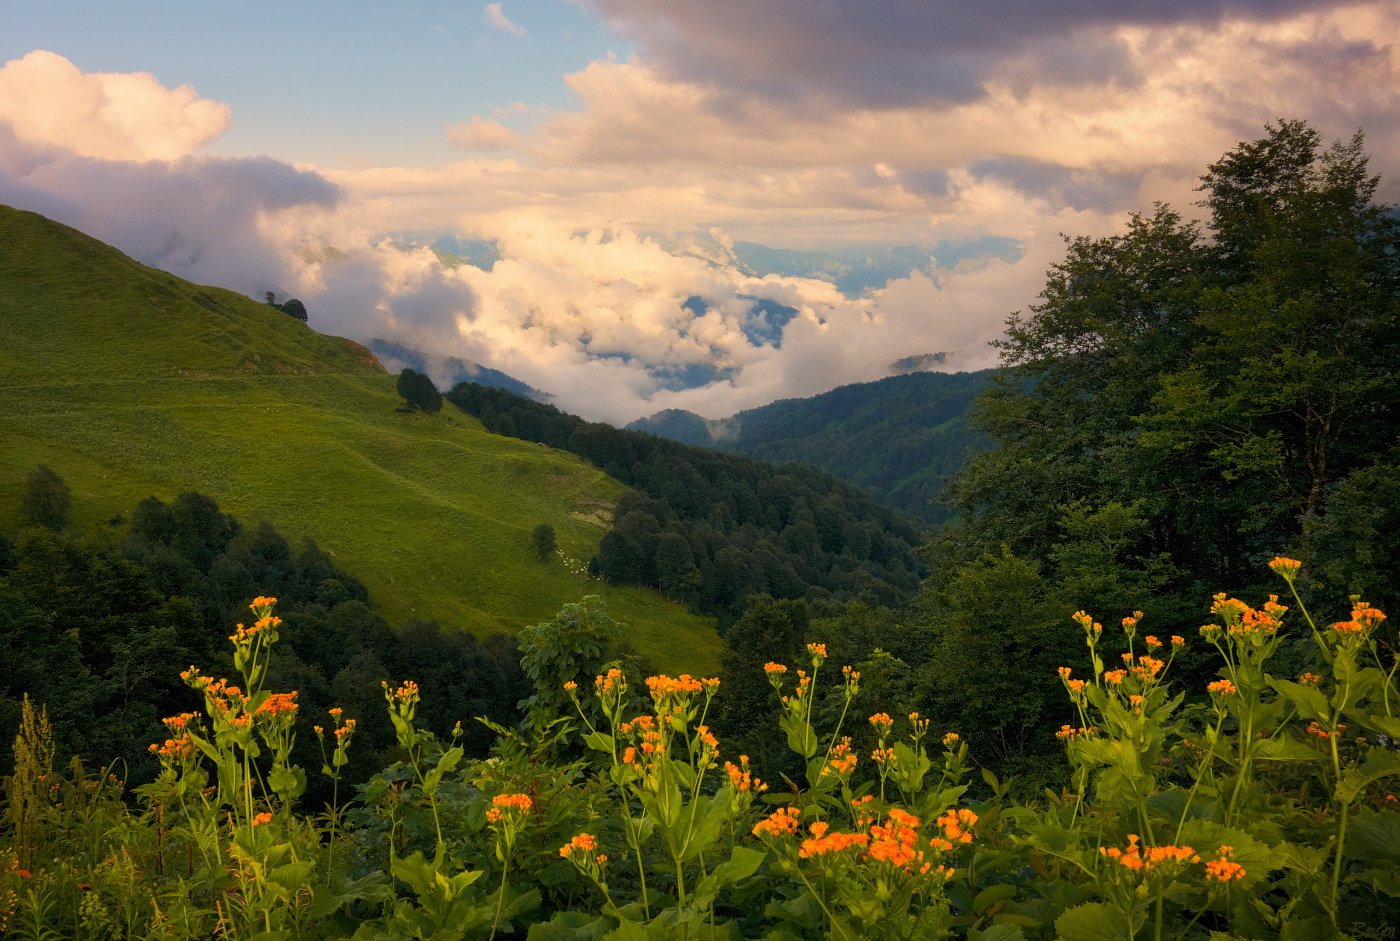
[445,383,925,625]
[0,488,526,790]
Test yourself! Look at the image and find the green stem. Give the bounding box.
[1284,580,1332,666]
[489,855,510,941]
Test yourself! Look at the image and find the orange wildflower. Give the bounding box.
[1267,557,1302,579]
[250,812,274,827]
[799,827,869,858]
[752,806,801,838]
[806,642,828,660]
[1207,679,1238,696]
[559,832,598,859]
[1204,846,1246,882]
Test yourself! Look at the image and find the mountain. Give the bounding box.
[0,205,717,672]
[628,371,993,524]
[368,337,547,400]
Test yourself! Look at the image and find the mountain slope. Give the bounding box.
[0,205,718,672]
[629,371,993,524]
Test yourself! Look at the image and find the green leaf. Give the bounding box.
[1252,736,1322,762]
[1336,749,1400,804]
[267,860,317,894]
[1054,902,1134,941]
[973,926,1027,941]
[713,845,766,885]
[973,884,1019,915]
[1346,809,1400,865]
[583,731,616,755]
[1267,679,1328,720]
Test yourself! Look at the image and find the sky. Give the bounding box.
[2,1,1397,423]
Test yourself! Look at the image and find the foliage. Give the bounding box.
[630,371,995,525]
[448,383,925,627]
[532,523,556,562]
[19,465,70,531]
[927,120,1400,772]
[396,368,444,414]
[1,558,1395,938]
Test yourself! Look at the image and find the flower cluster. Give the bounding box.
[1100,835,1199,873]
[1204,847,1247,883]
[753,806,802,838]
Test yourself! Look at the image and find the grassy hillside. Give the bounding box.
[0,205,719,672]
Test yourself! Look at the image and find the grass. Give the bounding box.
[0,205,720,674]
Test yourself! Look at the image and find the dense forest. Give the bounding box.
[627,370,994,526]
[445,384,926,626]
[0,486,527,790]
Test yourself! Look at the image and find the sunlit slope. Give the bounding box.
[0,205,718,672]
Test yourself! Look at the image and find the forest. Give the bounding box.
[1,119,1397,939]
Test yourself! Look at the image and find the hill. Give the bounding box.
[628,371,993,524]
[0,205,719,672]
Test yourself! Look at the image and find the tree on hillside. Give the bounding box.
[281,298,308,322]
[531,523,556,562]
[396,368,443,413]
[21,465,71,531]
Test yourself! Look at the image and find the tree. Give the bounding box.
[531,523,556,562]
[21,464,71,530]
[396,368,443,413]
[281,298,308,322]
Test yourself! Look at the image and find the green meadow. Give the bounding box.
[0,205,719,673]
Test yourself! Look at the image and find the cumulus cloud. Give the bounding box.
[0,51,338,300]
[0,49,229,161]
[483,3,529,39]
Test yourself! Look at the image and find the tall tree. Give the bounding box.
[21,465,72,531]
[396,368,443,413]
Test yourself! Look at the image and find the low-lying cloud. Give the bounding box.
[3,0,1397,426]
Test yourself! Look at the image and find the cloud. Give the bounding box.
[0,52,339,300]
[582,0,1340,110]
[483,3,529,39]
[448,115,521,151]
[0,50,229,161]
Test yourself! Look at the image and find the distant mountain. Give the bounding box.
[628,370,994,525]
[368,338,547,401]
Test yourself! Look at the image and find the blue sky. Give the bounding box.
[0,1,626,165]
[1,1,1396,421]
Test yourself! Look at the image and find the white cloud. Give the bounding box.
[483,3,529,39]
[448,115,521,151]
[0,50,229,161]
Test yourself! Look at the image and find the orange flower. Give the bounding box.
[799,827,869,858]
[1204,846,1246,882]
[250,812,274,827]
[1207,679,1238,696]
[1267,557,1302,579]
[868,712,894,732]
[752,806,801,838]
[492,793,533,812]
[763,662,788,675]
[559,832,598,859]
[1170,635,1186,647]
[806,642,828,659]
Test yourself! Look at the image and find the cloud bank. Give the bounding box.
[3,0,1397,425]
